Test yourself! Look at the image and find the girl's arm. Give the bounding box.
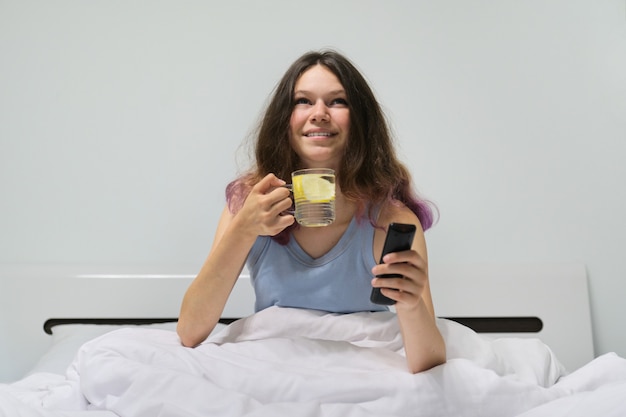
[177,174,294,347]
[371,206,446,373]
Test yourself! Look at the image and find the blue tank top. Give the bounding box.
[246,215,388,313]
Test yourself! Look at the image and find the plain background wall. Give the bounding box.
[1,1,625,360]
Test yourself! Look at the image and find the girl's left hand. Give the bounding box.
[371,249,428,311]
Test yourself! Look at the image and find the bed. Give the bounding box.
[0,263,625,417]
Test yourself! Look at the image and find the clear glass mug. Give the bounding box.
[285,168,336,227]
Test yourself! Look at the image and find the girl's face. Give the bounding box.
[289,64,350,171]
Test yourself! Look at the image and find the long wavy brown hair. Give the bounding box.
[226,50,436,244]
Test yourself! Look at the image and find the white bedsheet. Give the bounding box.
[1,306,626,417]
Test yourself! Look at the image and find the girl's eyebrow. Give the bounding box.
[294,89,346,96]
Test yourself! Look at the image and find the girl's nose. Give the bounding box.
[310,101,330,123]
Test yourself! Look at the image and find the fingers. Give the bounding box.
[371,276,415,294]
[373,285,410,304]
[379,250,425,268]
[242,173,295,236]
[255,194,295,235]
[251,174,292,208]
[371,249,427,306]
[371,275,424,307]
[253,173,287,194]
[372,250,425,277]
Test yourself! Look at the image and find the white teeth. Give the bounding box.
[305,132,332,137]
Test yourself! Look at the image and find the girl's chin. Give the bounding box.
[299,154,339,167]
[301,146,343,159]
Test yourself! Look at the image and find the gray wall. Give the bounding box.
[1,1,625,359]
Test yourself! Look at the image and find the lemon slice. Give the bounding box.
[293,174,335,203]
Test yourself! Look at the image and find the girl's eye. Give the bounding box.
[293,97,348,107]
[330,98,348,106]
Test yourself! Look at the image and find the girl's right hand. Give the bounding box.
[236,173,295,237]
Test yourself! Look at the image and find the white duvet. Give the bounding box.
[2,306,626,417]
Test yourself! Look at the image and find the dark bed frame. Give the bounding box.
[43,316,543,335]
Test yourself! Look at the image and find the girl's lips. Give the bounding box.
[304,131,335,138]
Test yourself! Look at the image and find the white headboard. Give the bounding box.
[0,263,592,382]
[428,263,594,374]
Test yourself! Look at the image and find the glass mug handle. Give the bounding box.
[281,184,295,215]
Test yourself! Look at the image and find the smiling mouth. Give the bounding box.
[305,132,334,137]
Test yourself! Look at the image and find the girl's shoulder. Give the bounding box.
[377,200,424,232]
